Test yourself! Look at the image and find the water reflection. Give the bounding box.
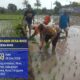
[57,39,68,55]
[0,20,15,37]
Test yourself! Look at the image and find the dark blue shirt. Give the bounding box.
[24,8,35,24]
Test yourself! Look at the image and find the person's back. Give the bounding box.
[59,11,70,37]
[59,12,69,29]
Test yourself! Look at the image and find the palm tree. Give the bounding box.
[35,0,41,8]
[23,0,28,8]
[34,0,41,22]
[53,1,62,14]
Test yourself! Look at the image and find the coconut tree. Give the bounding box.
[34,0,41,9]
[34,0,41,22]
[53,1,62,14]
[23,0,28,8]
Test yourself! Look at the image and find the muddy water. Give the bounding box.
[29,26,80,80]
[0,18,80,80]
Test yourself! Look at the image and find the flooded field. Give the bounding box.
[0,16,80,80]
[0,20,16,37]
[29,25,80,80]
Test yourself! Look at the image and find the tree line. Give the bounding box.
[0,1,80,15]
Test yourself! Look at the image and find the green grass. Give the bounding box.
[0,14,24,37]
[9,20,24,37]
[0,14,23,20]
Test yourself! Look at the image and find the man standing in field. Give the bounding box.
[59,11,70,37]
[23,4,35,37]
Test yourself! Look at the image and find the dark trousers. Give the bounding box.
[45,33,60,48]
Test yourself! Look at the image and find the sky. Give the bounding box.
[0,0,80,9]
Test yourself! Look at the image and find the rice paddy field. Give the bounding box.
[0,14,80,80]
[0,14,22,20]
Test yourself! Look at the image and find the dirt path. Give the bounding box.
[29,25,80,80]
